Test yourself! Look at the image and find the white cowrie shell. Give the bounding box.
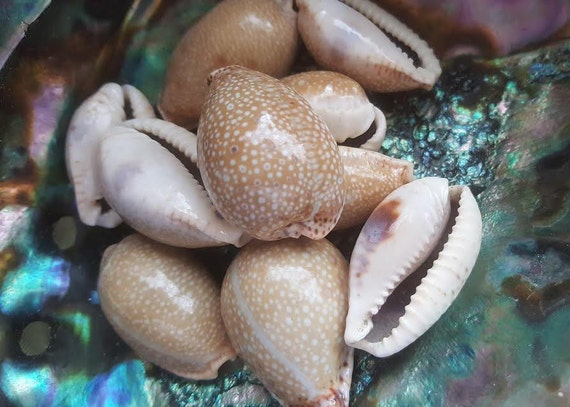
[159,0,299,129]
[345,178,482,357]
[296,0,442,92]
[97,118,248,248]
[66,83,155,228]
[282,70,386,150]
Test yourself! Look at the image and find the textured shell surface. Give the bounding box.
[97,120,246,248]
[296,0,442,92]
[281,70,375,142]
[220,237,353,406]
[197,65,345,241]
[345,178,483,357]
[159,0,299,129]
[98,234,236,380]
[335,146,415,230]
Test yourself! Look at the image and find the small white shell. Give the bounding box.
[281,71,386,149]
[66,83,155,227]
[97,118,248,248]
[98,234,237,379]
[345,178,482,357]
[221,238,353,406]
[296,0,442,92]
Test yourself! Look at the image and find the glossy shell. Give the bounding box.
[159,0,299,129]
[336,146,414,230]
[345,178,482,357]
[97,118,247,248]
[281,70,385,146]
[197,66,345,241]
[296,0,441,92]
[220,237,353,406]
[65,83,155,228]
[98,234,237,380]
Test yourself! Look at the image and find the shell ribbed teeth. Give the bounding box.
[345,178,482,356]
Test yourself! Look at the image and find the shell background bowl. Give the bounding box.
[0,0,569,406]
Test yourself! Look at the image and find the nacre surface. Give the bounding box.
[0,1,568,406]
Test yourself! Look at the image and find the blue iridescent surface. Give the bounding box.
[0,1,568,406]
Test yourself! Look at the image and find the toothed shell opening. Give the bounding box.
[363,198,458,344]
[358,185,482,357]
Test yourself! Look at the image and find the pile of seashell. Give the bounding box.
[65,0,482,405]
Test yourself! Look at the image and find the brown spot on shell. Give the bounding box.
[349,198,401,282]
[362,199,401,245]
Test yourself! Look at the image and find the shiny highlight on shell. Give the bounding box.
[98,234,237,380]
[282,70,386,150]
[159,0,299,129]
[336,146,415,230]
[97,117,248,248]
[296,0,442,92]
[198,65,345,241]
[221,237,353,406]
[345,178,482,357]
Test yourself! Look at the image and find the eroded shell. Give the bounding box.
[345,178,482,357]
[197,65,345,241]
[336,146,414,230]
[97,118,248,248]
[221,237,353,406]
[98,234,236,380]
[296,0,442,92]
[281,71,386,149]
[159,0,299,129]
[65,83,155,228]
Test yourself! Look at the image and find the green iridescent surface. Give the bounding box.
[0,1,569,406]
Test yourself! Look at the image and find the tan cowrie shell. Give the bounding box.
[220,237,353,406]
[98,234,237,380]
[336,146,414,230]
[159,0,299,130]
[198,66,345,241]
[345,178,482,357]
[296,0,442,92]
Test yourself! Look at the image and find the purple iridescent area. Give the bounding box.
[407,0,569,55]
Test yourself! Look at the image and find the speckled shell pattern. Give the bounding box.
[98,234,237,380]
[65,83,154,228]
[296,0,442,92]
[335,146,414,230]
[97,118,248,248]
[220,238,353,406]
[197,66,345,241]
[159,0,299,129]
[345,178,482,357]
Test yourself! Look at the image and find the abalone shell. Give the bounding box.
[0,1,568,405]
